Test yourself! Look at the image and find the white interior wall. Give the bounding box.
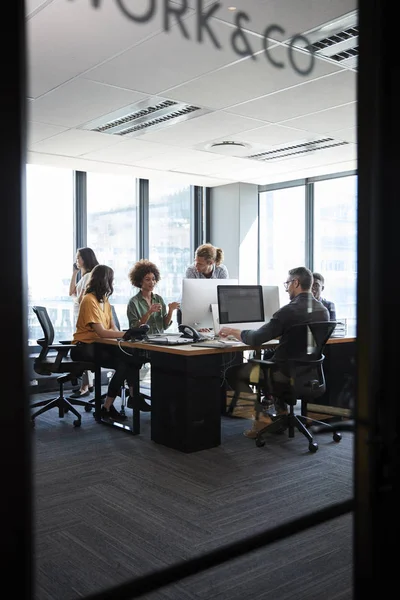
[209,182,259,283]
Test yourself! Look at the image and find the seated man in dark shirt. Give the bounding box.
[219,266,329,438]
[312,272,336,321]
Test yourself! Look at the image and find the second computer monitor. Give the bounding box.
[180,278,239,330]
[262,285,280,321]
[217,285,265,329]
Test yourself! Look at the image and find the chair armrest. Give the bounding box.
[250,356,325,368]
[59,340,72,345]
[49,343,74,351]
[249,359,276,366]
[48,344,72,370]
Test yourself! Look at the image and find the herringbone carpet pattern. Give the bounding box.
[31,391,353,600]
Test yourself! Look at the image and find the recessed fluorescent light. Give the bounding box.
[228,6,237,11]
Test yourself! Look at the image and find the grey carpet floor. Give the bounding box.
[31,391,354,600]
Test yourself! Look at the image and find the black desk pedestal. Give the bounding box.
[303,340,355,417]
[150,352,222,453]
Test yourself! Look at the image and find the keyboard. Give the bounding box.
[195,340,237,348]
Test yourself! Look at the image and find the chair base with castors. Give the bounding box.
[254,402,342,452]
[31,373,93,428]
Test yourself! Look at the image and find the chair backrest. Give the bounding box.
[282,321,337,362]
[272,321,337,402]
[32,306,55,361]
[111,305,121,330]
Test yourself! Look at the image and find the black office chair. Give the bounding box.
[248,321,342,452]
[30,306,95,427]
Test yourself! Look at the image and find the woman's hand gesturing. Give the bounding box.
[168,301,180,311]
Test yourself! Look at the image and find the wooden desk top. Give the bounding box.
[95,335,355,357]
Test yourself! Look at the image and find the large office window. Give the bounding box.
[259,186,306,306]
[313,176,357,335]
[148,182,191,327]
[87,172,138,329]
[26,164,74,344]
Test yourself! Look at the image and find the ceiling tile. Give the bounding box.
[81,139,180,164]
[229,70,356,122]
[137,111,265,146]
[28,121,68,147]
[164,47,341,110]
[30,79,146,128]
[27,0,167,98]
[133,148,219,170]
[84,15,260,96]
[30,129,121,157]
[206,0,358,38]
[283,102,356,133]
[330,126,357,143]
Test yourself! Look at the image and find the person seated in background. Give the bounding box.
[71,264,142,422]
[219,267,329,438]
[127,259,180,334]
[185,243,229,279]
[312,272,336,321]
[68,246,99,399]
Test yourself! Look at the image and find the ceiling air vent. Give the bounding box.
[247,138,349,162]
[301,10,358,69]
[79,97,210,138]
[209,141,249,156]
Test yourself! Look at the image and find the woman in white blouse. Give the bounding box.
[68,246,99,398]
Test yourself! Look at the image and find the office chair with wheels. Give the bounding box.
[248,321,342,453]
[30,306,95,427]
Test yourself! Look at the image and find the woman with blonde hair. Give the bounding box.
[185,243,229,279]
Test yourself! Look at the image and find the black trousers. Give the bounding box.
[70,343,143,400]
[224,357,289,413]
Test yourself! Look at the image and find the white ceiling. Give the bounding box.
[26,0,358,187]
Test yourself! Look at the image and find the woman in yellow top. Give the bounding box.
[71,264,141,421]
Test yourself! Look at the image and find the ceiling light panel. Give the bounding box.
[79,96,210,138]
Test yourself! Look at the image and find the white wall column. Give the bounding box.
[209,182,259,283]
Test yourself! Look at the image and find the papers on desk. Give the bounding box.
[332,320,347,337]
[146,336,193,346]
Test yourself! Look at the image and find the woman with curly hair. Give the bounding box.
[71,264,141,421]
[127,259,180,334]
[185,243,229,279]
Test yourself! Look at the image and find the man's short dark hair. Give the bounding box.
[312,272,325,286]
[288,266,313,291]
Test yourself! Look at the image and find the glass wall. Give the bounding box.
[259,186,306,307]
[314,175,357,335]
[258,173,357,333]
[148,182,191,330]
[26,164,74,344]
[86,172,138,329]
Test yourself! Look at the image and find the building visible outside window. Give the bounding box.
[26,164,74,344]
[313,175,357,335]
[87,172,138,329]
[259,186,306,307]
[148,181,191,331]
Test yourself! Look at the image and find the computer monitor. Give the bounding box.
[262,286,280,321]
[217,285,265,330]
[180,278,238,330]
